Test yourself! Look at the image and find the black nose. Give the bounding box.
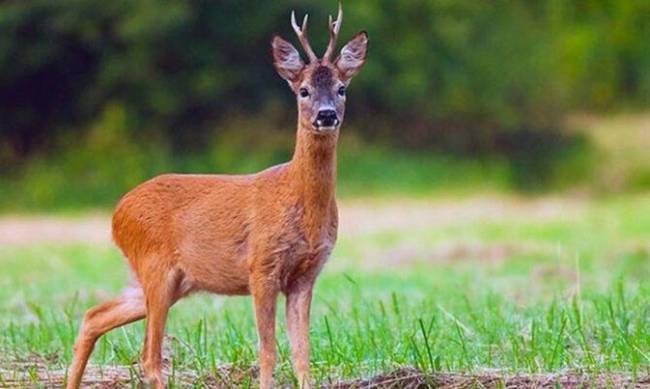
[315,110,338,128]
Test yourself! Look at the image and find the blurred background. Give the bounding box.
[1,0,649,210]
[1,2,650,385]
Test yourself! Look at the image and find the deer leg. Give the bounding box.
[252,282,279,389]
[66,287,146,389]
[140,276,175,389]
[140,326,149,366]
[286,282,314,388]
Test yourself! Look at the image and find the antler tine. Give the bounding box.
[323,3,343,63]
[291,10,318,63]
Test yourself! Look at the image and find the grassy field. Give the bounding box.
[0,194,649,387]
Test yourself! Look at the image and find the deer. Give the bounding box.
[66,5,368,389]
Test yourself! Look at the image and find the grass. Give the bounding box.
[0,194,649,386]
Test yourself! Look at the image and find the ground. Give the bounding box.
[1,195,649,387]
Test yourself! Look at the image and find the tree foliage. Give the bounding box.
[1,0,648,165]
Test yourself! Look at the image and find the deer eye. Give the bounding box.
[299,88,310,98]
[338,86,346,96]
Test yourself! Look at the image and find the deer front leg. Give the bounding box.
[286,280,314,388]
[252,279,279,389]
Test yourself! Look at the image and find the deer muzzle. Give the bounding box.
[314,109,339,130]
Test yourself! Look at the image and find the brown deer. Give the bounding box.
[66,5,367,389]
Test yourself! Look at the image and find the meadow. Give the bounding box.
[2,2,649,386]
[1,194,649,387]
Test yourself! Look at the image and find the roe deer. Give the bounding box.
[66,5,368,389]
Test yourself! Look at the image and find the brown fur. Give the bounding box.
[67,9,367,389]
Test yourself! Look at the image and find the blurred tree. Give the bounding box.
[0,0,648,171]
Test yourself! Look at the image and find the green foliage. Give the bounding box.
[0,125,514,211]
[2,103,171,209]
[0,1,649,208]
[1,1,648,154]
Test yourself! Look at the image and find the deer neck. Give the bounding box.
[289,122,338,218]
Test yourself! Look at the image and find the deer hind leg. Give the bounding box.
[66,286,146,389]
[139,267,187,388]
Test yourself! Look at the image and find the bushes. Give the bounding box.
[2,1,648,153]
[2,104,169,209]
[0,131,514,211]
[0,1,648,207]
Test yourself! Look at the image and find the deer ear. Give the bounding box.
[335,31,368,82]
[272,35,305,84]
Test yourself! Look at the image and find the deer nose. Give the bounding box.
[314,110,339,128]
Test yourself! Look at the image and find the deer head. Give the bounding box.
[272,4,368,134]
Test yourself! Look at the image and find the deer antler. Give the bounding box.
[322,3,343,63]
[291,11,318,63]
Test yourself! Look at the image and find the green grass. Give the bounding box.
[1,195,650,386]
